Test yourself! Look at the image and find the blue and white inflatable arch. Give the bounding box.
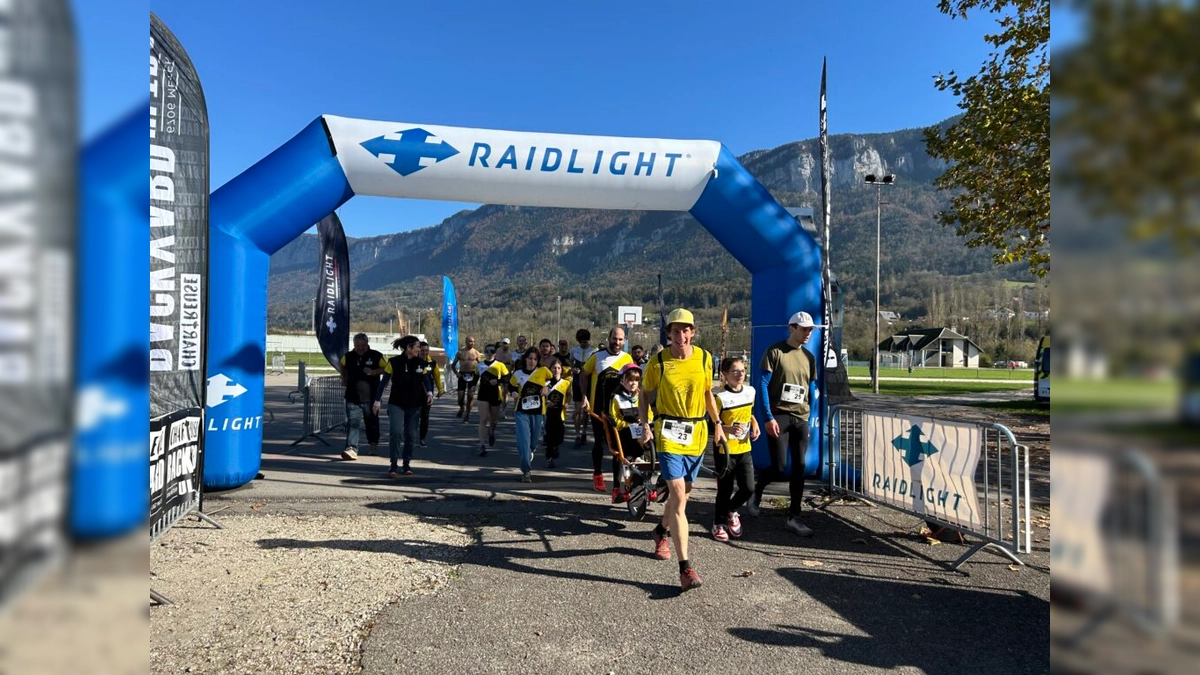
[204,116,824,489]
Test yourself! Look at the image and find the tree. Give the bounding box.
[924,0,1050,277]
[1052,1,1200,249]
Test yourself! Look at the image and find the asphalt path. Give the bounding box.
[206,377,1050,674]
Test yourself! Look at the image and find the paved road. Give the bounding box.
[209,378,1050,674]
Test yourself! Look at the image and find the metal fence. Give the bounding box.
[268,353,286,375]
[822,406,1032,571]
[1052,447,1179,641]
[290,361,349,446]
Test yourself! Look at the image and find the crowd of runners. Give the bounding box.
[336,308,823,592]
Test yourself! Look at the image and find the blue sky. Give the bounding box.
[133,1,1025,238]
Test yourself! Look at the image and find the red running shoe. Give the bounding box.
[611,487,627,503]
[680,568,703,591]
[652,532,671,560]
[592,474,606,492]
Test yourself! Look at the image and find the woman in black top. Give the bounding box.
[375,335,433,477]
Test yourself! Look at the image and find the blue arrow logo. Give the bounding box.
[360,128,459,177]
[891,424,938,467]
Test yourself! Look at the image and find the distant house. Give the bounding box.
[982,307,1017,320]
[878,310,900,325]
[879,327,983,368]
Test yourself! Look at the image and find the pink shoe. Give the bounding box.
[711,524,730,542]
[727,511,743,538]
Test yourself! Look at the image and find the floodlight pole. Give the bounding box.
[865,174,895,394]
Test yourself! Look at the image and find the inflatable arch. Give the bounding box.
[204,116,824,489]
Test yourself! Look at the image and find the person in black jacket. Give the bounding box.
[340,333,385,460]
[375,335,434,477]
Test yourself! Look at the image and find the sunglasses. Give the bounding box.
[728,370,746,375]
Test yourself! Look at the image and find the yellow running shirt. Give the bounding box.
[642,347,712,456]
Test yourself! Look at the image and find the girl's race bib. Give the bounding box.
[520,395,541,412]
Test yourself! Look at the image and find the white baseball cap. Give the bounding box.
[788,311,823,328]
[501,337,511,344]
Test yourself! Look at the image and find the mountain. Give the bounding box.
[267,117,1039,347]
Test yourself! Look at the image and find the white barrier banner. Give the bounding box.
[863,412,982,530]
[324,115,720,211]
[1050,452,1111,594]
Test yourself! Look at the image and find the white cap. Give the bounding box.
[788,311,823,328]
[501,337,511,344]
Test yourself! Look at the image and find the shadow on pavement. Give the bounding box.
[258,498,682,599]
[730,568,1048,674]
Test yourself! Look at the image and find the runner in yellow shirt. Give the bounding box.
[711,355,760,542]
[580,326,634,492]
[639,309,725,592]
[509,348,552,482]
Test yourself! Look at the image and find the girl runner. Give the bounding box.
[711,356,760,541]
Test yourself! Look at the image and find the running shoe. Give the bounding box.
[545,459,556,469]
[727,511,744,538]
[388,468,400,480]
[419,439,427,447]
[478,445,488,458]
[402,466,414,476]
[611,487,627,504]
[592,474,606,492]
[456,408,463,418]
[679,568,703,591]
[340,447,358,461]
[785,517,814,537]
[711,524,730,542]
[652,532,670,560]
[520,472,532,483]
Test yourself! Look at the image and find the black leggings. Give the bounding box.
[419,401,432,441]
[714,451,755,524]
[754,414,810,518]
[544,413,565,458]
[591,419,607,476]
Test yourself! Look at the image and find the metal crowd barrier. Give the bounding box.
[822,405,1032,571]
[1052,447,1179,642]
[289,360,348,446]
[268,353,286,375]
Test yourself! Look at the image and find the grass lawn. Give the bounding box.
[966,400,1050,417]
[1104,421,1199,448]
[1051,378,1178,413]
[846,365,1033,381]
[850,379,1030,397]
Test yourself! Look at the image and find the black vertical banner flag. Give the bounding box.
[818,59,855,405]
[0,0,75,605]
[314,212,350,371]
[150,13,208,419]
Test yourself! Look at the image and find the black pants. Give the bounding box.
[419,401,432,441]
[754,414,810,518]
[714,451,756,524]
[611,430,645,488]
[544,412,565,459]
[365,405,380,445]
[591,419,607,475]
